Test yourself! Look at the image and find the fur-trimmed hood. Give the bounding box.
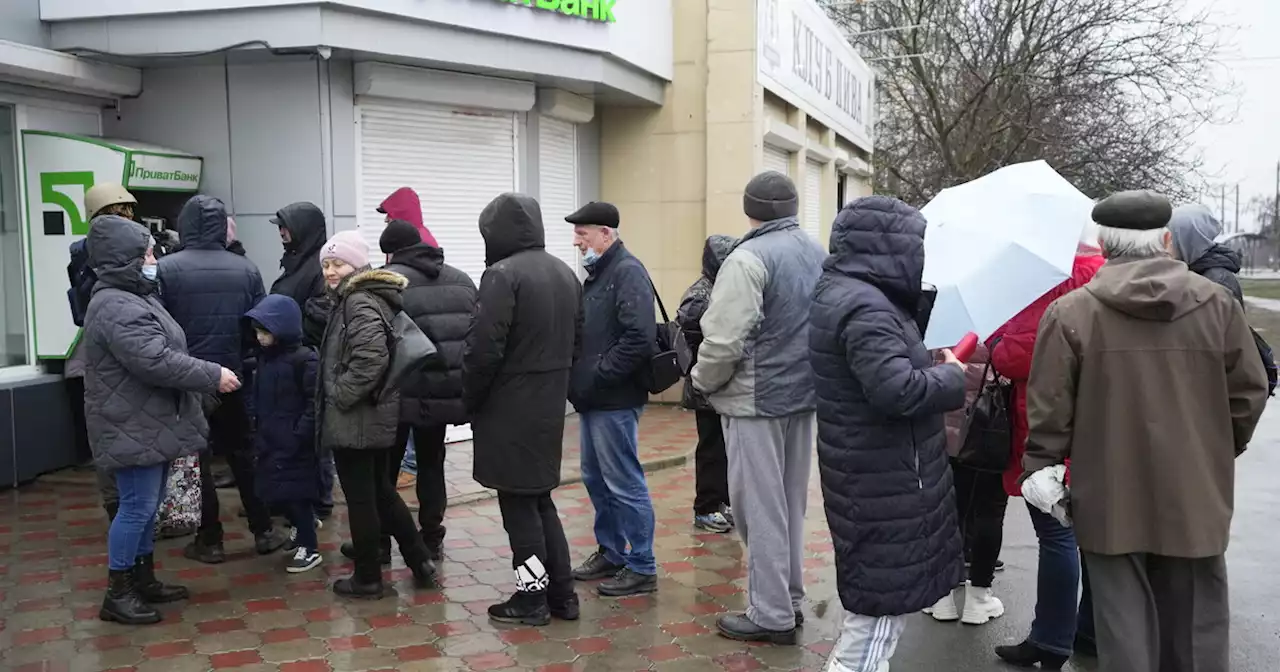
[337,267,408,314]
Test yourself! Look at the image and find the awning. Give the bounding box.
[0,39,140,98]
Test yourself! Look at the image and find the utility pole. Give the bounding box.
[1273,160,1279,233]
[1236,183,1241,234]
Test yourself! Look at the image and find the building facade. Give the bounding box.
[0,0,871,484]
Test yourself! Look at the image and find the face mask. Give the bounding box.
[582,248,601,266]
[141,264,158,281]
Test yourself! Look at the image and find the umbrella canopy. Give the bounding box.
[920,160,1092,348]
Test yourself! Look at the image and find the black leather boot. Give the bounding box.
[489,590,551,626]
[332,576,387,600]
[548,591,580,621]
[133,554,189,603]
[994,640,1069,669]
[100,569,162,625]
[409,557,439,589]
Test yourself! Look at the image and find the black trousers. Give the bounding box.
[389,423,449,546]
[693,410,730,515]
[497,490,574,598]
[65,376,92,464]
[197,390,271,542]
[951,460,1008,588]
[333,447,428,582]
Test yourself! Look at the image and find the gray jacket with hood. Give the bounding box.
[82,216,222,471]
[1168,204,1244,305]
[691,216,827,417]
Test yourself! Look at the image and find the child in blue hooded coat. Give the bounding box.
[244,294,323,573]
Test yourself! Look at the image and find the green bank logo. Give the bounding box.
[131,164,199,185]
[498,0,616,23]
[40,171,95,236]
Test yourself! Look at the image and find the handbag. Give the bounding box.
[955,352,1014,473]
[645,276,684,394]
[155,454,202,534]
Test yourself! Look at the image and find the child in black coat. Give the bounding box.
[245,294,323,573]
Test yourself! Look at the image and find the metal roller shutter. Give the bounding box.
[764,144,790,176]
[804,159,823,240]
[357,98,517,285]
[538,116,580,273]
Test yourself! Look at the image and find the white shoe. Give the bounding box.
[923,587,960,622]
[960,582,1005,625]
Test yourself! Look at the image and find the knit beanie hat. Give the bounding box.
[319,230,369,268]
[380,219,422,254]
[743,171,799,222]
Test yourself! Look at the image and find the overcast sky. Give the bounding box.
[1191,0,1280,229]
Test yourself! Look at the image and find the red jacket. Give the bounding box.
[988,249,1105,496]
[379,187,440,248]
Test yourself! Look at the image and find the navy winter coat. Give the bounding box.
[245,294,320,504]
[568,241,656,412]
[159,195,265,372]
[809,196,967,617]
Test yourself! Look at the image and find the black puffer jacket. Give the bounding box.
[159,195,265,372]
[83,217,221,471]
[677,235,737,411]
[464,193,582,494]
[1189,245,1244,306]
[318,268,406,451]
[385,244,478,427]
[809,196,967,617]
[568,241,655,412]
[271,202,328,315]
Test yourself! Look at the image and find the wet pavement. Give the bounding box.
[3,372,1280,670]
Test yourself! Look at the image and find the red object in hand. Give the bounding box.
[952,332,979,363]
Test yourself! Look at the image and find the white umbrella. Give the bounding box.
[920,160,1091,349]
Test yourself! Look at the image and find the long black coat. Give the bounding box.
[385,244,478,427]
[464,193,582,494]
[158,195,265,372]
[809,196,967,617]
[568,241,655,412]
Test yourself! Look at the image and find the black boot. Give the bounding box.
[333,576,387,600]
[183,538,226,565]
[548,592,580,621]
[994,640,1069,669]
[489,591,552,626]
[133,554,189,603]
[100,569,162,625]
[254,528,288,555]
[409,557,439,589]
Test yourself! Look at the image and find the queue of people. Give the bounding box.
[72,171,1267,672]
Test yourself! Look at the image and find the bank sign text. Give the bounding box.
[497,0,616,23]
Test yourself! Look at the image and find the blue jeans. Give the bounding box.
[109,463,169,571]
[400,433,417,475]
[1026,502,1080,655]
[580,408,656,575]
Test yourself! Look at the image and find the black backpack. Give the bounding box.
[67,240,96,328]
[1250,327,1277,397]
[955,353,1015,473]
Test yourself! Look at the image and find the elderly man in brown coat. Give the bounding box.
[1023,190,1269,672]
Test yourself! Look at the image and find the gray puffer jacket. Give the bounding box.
[690,216,827,417]
[82,216,222,471]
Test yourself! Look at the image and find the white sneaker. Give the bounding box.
[923,587,960,621]
[960,582,1005,625]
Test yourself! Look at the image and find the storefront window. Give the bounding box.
[0,105,29,367]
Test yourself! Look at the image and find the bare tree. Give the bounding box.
[824,0,1231,205]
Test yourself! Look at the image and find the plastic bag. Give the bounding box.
[156,455,202,534]
[1022,464,1070,527]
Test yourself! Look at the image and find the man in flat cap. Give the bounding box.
[565,201,661,598]
[1022,189,1268,672]
[692,171,827,644]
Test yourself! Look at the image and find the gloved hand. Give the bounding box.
[1023,464,1071,527]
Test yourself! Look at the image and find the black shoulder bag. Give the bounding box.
[645,276,684,394]
[955,349,1014,473]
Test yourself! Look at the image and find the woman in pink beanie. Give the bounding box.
[314,230,438,597]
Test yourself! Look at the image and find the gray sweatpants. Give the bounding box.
[722,413,814,631]
[1084,552,1229,672]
